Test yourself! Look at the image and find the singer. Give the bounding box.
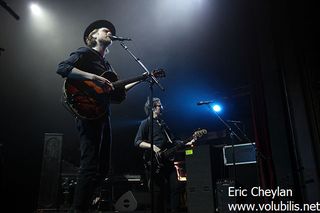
[56,19,143,213]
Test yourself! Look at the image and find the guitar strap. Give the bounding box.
[105,60,120,77]
[156,119,173,144]
[106,62,112,71]
[105,60,115,72]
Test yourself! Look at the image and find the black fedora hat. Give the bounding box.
[83,20,116,44]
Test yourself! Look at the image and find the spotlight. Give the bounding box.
[30,3,42,16]
[212,104,222,112]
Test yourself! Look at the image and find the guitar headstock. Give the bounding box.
[151,69,166,78]
[185,129,207,146]
[192,129,207,139]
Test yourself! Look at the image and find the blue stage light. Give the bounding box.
[212,104,222,112]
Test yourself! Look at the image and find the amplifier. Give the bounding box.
[222,142,256,166]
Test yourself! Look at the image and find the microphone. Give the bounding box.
[110,35,132,41]
[227,120,242,124]
[197,100,214,105]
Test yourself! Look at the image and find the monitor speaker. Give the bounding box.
[38,133,63,208]
[114,190,137,211]
[112,175,150,211]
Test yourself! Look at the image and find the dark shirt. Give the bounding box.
[56,47,126,114]
[57,46,110,78]
[134,117,176,149]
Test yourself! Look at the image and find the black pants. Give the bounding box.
[72,116,111,211]
[145,163,183,213]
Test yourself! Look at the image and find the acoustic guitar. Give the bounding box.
[62,69,165,120]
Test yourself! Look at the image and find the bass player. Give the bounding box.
[134,97,186,213]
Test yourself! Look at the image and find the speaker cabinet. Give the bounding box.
[227,163,260,205]
[185,145,215,213]
[228,163,259,188]
[38,133,63,208]
[185,143,259,212]
[215,179,236,213]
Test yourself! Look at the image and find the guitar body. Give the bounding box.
[63,71,118,120]
[143,150,172,175]
[143,129,207,174]
[63,69,165,120]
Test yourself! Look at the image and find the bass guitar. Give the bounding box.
[62,69,165,120]
[144,128,207,173]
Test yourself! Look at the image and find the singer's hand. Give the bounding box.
[186,139,196,146]
[153,145,161,153]
[92,75,114,91]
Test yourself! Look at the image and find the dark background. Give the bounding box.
[0,0,318,212]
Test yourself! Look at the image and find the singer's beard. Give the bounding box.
[99,38,112,48]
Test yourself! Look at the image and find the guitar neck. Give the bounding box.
[113,74,147,88]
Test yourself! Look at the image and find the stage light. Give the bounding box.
[212,104,222,112]
[30,3,42,16]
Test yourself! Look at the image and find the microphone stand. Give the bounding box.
[213,111,242,184]
[119,41,164,213]
[231,122,255,148]
[0,0,20,20]
[203,105,242,185]
[119,42,164,90]
[229,121,266,189]
[1,0,19,57]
